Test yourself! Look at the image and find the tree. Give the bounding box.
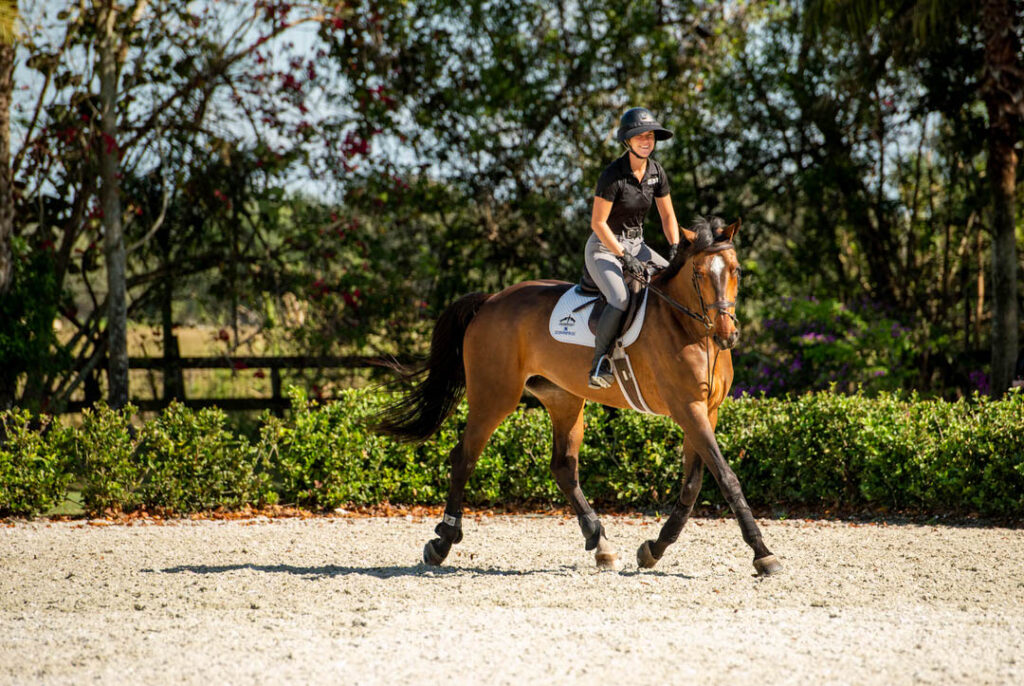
[6,0,348,411]
[0,0,15,298]
[95,0,140,408]
[5,0,1017,408]
[319,0,727,305]
[804,0,1022,395]
[980,0,1023,395]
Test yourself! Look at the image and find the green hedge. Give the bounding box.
[0,410,73,516]
[1,388,1022,518]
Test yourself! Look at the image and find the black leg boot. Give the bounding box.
[588,305,626,389]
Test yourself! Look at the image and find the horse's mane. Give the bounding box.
[654,216,728,284]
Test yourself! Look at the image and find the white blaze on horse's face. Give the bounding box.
[708,255,726,282]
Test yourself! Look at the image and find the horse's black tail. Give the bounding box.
[371,292,490,443]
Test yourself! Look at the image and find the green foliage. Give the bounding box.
[70,403,145,514]
[0,411,72,516]
[732,297,917,396]
[135,403,273,512]
[67,402,273,515]
[718,389,1024,516]
[11,0,1016,409]
[12,0,359,409]
[0,238,70,410]
[2,389,1022,518]
[258,387,560,509]
[580,407,685,507]
[256,387,421,508]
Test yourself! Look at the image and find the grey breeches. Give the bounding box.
[584,233,668,311]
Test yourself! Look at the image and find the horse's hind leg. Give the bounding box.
[637,436,704,568]
[422,371,525,566]
[532,380,620,570]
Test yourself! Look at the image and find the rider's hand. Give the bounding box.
[668,243,679,261]
[618,252,645,277]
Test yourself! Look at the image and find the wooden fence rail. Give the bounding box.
[63,355,410,414]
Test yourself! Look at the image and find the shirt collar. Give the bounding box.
[618,152,656,184]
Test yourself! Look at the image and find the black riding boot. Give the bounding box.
[588,305,626,389]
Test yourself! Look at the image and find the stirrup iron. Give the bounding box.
[588,354,614,389]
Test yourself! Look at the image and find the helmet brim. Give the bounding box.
[619,124,673,142]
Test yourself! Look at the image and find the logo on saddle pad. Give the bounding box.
[548,286,648,348]
[554,312,578,338]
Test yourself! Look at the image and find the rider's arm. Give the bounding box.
[655,194,680,246]
[591,197,624,256]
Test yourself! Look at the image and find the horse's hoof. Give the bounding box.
[636,540,660,569]
[753,554,782,576]
[595,551,622,571]
[422,540,447,566]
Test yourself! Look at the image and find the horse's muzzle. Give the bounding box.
[713,329,740,350]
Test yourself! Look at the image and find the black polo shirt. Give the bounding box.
[594,153,671,236]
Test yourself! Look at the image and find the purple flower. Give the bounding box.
[969,370,989,395]
[799,332,835,344]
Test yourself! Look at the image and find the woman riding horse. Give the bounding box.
[587,107,681,389]
[374,213,782,576]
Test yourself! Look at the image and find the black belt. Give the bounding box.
[617,227,642,240]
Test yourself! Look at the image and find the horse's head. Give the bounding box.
[657,217,742,349]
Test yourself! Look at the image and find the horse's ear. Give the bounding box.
[680,227,698,245]
[722,219,740,242]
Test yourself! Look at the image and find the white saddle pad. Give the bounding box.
[548,286,649,348]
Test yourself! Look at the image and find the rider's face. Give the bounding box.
[628,131,656,157]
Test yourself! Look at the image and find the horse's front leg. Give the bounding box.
[667,400,781,576]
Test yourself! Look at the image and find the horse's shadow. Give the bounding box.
[147,563,573,579]
[147,563,704,580]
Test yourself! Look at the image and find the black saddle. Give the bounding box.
[578,263,652,339]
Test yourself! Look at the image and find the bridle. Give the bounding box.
[636,241,738,334]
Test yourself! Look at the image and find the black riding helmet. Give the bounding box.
[616,107,673,144]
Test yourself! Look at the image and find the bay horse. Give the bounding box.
[374,217,781,576]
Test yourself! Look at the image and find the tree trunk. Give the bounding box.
[0,38,13,298]
[98,1,129,408]
[981,0,1022,396]
[0,10,16,409]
